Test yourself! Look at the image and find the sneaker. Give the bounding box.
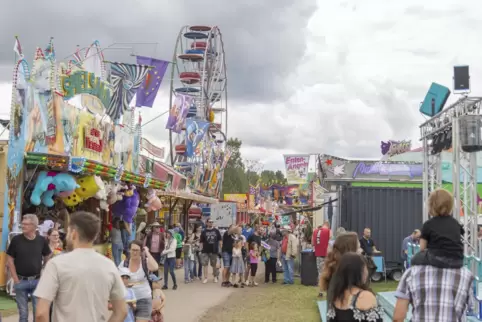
[214,277,218,283]
[221,281,227,287]
[173,285,177,290]
[184,280,190,284]
[203,279,208,284]
[253,282,258,286]
[272,281,277,284]
[233,283,239,288]
[198,277,203,281]
[244,281,250,286]
[162,285,168,290]
[240,284,245,288]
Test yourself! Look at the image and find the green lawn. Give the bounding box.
[0,291,19,317]
[201,279,399,322]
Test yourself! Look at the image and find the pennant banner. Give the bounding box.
[107,62,150,121]
[166,94,192,133]
[141,138,165,159]
[284,154,310,184]
[135,56,169,108]
[185,119,210,157]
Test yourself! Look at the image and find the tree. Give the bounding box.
[221,138,248,194]
[220,138,289,196]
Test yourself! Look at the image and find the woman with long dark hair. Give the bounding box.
[326,252,383,321]
[320,232,359,293]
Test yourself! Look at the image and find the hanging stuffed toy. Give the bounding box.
[145,188,163,212]
[30,171,79,207]
[75,175,101,199]
[112,185,139,224]
[61,192,83,207]
[107,183,123,205]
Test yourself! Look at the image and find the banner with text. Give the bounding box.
[284,154,310,184]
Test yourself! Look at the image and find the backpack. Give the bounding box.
[123,256,152,290]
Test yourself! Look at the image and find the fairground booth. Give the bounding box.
[0,34,229,287]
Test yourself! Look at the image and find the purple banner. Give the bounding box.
[166,94,192,133]
[135,56,169,108]
[352,162,423,179]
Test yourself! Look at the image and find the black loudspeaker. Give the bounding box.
[454,66,470,92]
[459,115,482,153]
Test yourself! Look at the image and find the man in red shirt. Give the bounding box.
[312,221,331,296]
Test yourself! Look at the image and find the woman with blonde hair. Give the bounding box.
[411,188,464,268]
[319,232,360,295]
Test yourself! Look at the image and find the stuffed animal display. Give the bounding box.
[30,171,79,207]
[145,188,163,212]
[112,185,140,224]
[61,175,103,207]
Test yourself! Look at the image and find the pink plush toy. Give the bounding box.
[145,189,163,212]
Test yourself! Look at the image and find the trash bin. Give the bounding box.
[301,250,318,286]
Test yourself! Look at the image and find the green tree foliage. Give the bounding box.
[221,138,288,195]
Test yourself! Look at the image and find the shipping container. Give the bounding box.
[340,187,423,265]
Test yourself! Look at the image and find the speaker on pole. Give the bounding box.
[454,66,470,93]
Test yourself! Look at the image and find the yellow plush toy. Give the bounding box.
[61,191,83,207]
[75,175,101,199]
[209,109,215,123]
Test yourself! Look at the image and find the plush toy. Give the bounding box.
[145,189,163,212]
[112,188,139,224]
[75,175,101,199]
[107,183,123,205]
[94,178,107,200]
[30,171,80,207]
[61,191,83,207]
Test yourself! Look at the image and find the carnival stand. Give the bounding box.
[0,38,172,287]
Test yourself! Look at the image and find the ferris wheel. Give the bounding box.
[167,25,228,171]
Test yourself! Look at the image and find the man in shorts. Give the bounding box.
[200,219,222,284]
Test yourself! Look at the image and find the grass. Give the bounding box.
[0,291,19,317]
[200,279,399,322]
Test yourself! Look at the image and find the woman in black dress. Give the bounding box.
[326,252,383,322]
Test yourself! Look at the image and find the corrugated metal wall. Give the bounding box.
[340,187,423,265]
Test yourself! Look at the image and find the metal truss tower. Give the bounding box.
[420,96,482,256]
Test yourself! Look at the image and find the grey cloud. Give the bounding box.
[0,0,317,103]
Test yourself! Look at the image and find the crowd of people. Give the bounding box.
[5,211,303,322]
[4,187,474,321]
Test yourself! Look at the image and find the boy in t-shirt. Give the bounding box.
[411,189,464,268]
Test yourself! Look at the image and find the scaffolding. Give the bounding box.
[420,96,482,257]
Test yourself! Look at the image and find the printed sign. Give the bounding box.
[84,126,103,153]
[352,162,423,179]
[141,138,165,159]
[381,140,412,157]
[224,194,248,209]
[210,202,236,227]
[284,154,310,184]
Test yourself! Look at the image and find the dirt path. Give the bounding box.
[2,267,235,322]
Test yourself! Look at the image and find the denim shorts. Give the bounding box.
[135,297,153,320]
[222,252,232,267]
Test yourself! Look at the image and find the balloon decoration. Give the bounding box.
[30,171,79,207]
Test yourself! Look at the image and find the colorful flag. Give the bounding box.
[13,36,23,58]
[44,37,55,61]
[166,94,192,133]
[107,62,150,121]
[283,154,310,184]
[185,119,210,157]
[135,56,169,107]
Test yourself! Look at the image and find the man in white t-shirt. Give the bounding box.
[34,211,127,322]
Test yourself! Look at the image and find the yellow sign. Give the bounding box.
[224,194,247,209]
[60,70,111,110]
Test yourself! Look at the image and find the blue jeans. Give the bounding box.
[184,257,194,281]
[112,243,124,267]
[164,258,177,287]
[15,279,39,322]
[282,254,294,284]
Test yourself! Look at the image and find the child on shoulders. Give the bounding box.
[411,188,464,269]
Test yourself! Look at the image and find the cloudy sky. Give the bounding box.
[0,0,481,171]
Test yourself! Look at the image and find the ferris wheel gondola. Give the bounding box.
[167,25,228,190]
